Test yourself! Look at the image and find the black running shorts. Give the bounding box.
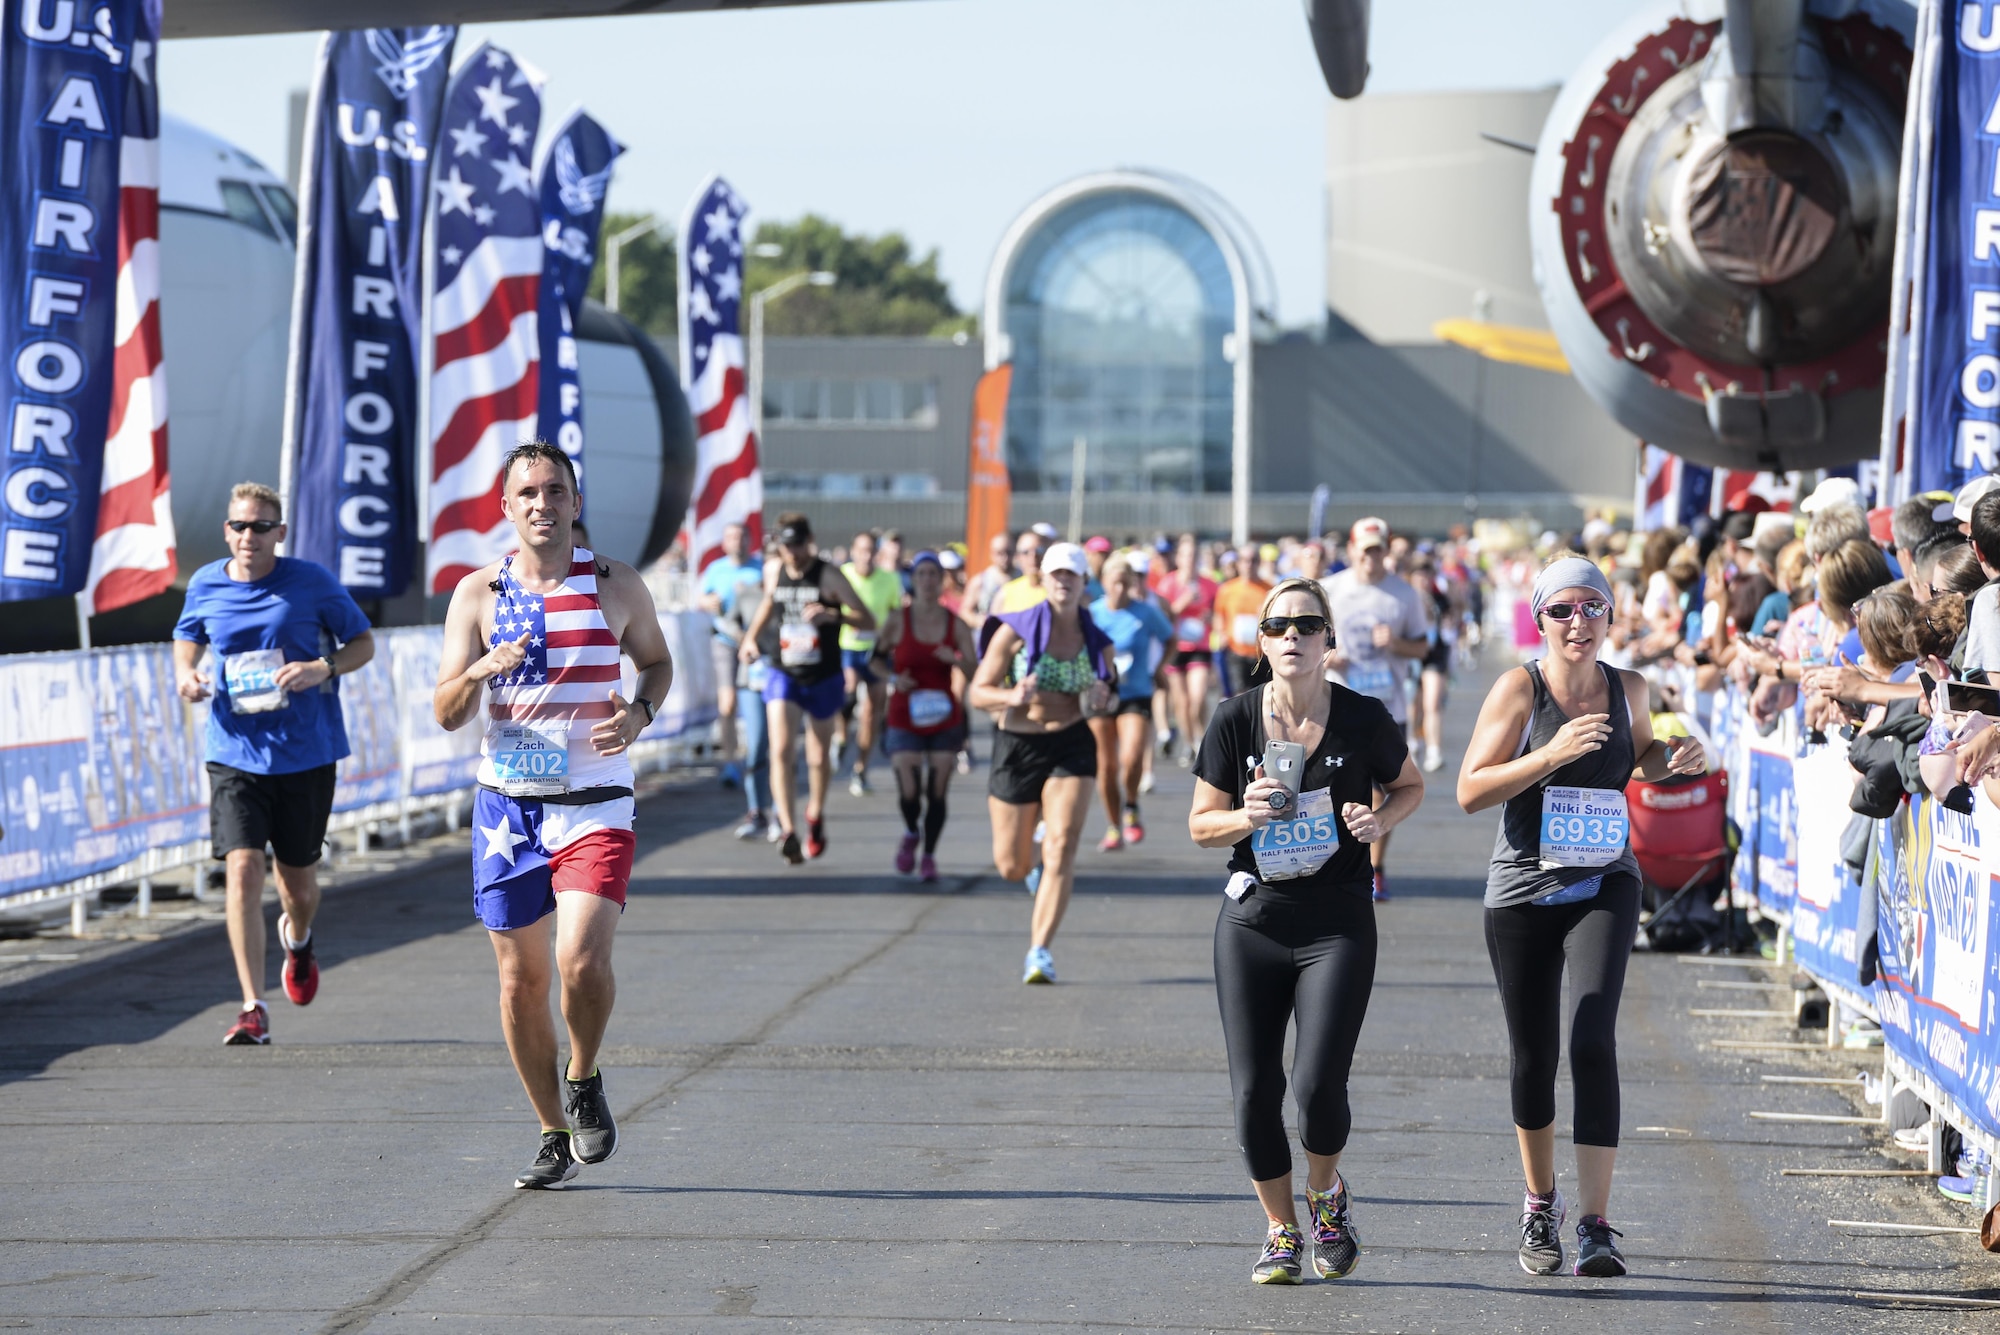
[988,722,1098,803]
[207,762,338,867]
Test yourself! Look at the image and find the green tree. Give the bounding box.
[745,215,976,339]
[583,211,976,343]
[586,212,678,340]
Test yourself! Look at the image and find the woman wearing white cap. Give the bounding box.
[1458,555,1704,1280]
[972,541,1117,984]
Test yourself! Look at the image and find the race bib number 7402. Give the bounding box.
[1538,786,1628,869]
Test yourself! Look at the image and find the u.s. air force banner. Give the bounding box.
[281,26,456,598]
[535,108,622,490]
[0,0,146,601]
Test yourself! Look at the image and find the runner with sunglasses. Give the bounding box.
[1190,577,1424,1283]
[1457,556,1704,1278]
[972,542,1117,984]
[173,482,376,1046]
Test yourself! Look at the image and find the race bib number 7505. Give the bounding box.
[1251,788,1339,881]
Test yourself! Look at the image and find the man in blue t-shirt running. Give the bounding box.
[172,482,375,1046]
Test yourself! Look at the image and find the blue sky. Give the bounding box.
[159,0,1654,326]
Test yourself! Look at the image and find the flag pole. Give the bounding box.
[276,33,331,554]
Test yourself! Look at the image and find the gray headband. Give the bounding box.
[1530,557,1614,618]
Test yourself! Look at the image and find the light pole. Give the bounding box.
[749,269,835,442]
[604,214,669,315]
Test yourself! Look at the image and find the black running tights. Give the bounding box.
[1213,890,1377,1182]
[896,760,951,855]
[1482,872,1640,1148]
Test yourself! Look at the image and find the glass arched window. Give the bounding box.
[1003,192,1236,495]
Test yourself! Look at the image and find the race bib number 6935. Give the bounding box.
[1538,785,1628,869]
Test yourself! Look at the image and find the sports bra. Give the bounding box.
[1015,645,1094,694]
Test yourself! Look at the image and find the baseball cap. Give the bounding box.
[1084,535,1113,554]
[1799,476,1862,514]
[911,549,942,570]
[1041,541,1090,578]
[1751,509,1795,553]
[937,549,963,571]
[1030,521,1060,542]
[1954,474,2000,523]
[1866,506,1896,548]
[1259,543,1280,562]
[1127,551,1152,574]
[776,517,813,545]
[1350,517,1390,551]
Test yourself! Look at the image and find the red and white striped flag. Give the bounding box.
[679,175,762,571]
[424,43,545,594]
[83,16,174,613]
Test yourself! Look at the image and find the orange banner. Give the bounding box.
[965,364,1013,568]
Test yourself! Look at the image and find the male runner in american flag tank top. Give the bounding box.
[434,442,674,1190]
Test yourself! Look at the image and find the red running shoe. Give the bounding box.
[1098,828,1124,852]
[806,819,828,860]
[278,913,318,1006]
[223,1003,269,1046]
[1122,806,1145,845]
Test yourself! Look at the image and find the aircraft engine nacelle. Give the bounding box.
[1530,0,1915,472]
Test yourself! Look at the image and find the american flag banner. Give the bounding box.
[426,41,546,594]
[84,0,174,613]
[678,175,762,571]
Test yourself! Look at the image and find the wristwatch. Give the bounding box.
[321,654,339,679]
[634,696,656,723]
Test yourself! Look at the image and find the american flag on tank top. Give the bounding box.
[478,546,634,793]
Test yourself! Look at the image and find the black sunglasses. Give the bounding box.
[1540,599,1611,622]
[1258,614,1330,637]
[227,519,280,534]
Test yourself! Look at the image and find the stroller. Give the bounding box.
[1626,769,1732,951]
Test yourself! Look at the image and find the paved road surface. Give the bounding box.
[1,654,1994,1332]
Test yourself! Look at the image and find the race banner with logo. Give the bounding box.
[282,25,456,598]
[535,108,622,491]
[965,364,1013,568]
[1790,741,1869,994]
[424,41,545,594]
[0,0,146,601]
[1908,0,2000,494]
[1877,794,2000,1141]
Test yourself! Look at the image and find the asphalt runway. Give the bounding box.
[1,653,1994,1332]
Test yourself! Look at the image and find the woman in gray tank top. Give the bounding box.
[1457,556,1704,1280]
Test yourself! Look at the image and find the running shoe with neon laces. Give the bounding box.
[1122,805,1145,845]
[919,854,938,883]
[806,818,828,859]
[780,830,804,865]
[1022,945,1056,984]
[895,831,919,875]
[1518,1187,1566,1275]
[222,1001,269,1046]
[1573,1215,1626,1277]
[1306,1178,1361,1279]
[277,913,318,1006]
[1251,1221,1305,1284]
[564,1068,618,1164]
[514,1129,579,1189]
[1371,871,1390,903]
[1099,827,1123,852]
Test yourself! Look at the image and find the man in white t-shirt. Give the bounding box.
[1323,517,1431,902]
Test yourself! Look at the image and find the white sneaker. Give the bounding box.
[1423,745,1443,773]
[1033,820,1046,844]
[956,750,971,775]
[849,772,869,798]
[1139,771,1156,794]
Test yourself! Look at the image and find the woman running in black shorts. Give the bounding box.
[1189,577,1424,1284]
[1458,556,1703,1279]
[874,550,974,882]
[972,542,1116,984]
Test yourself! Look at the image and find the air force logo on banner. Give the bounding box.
[554,137,612,215]
[366,26,452,97]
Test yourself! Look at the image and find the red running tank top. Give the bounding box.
[887,607,963,735]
